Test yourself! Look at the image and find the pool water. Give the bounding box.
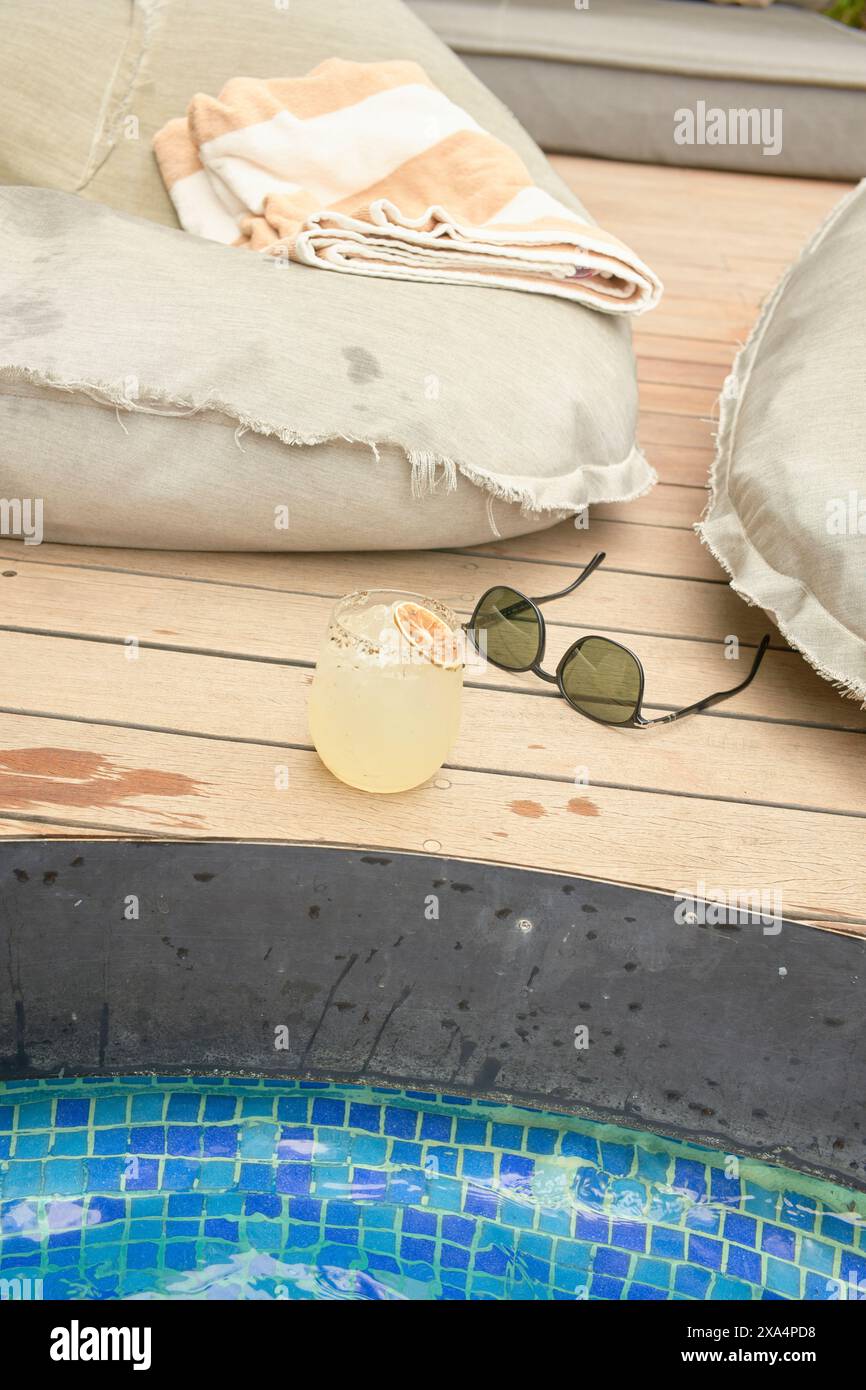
[1,1076,864,1301]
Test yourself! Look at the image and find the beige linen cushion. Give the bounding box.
[0,0,651,550]
[698,182,866,704]
[412,0,866,181]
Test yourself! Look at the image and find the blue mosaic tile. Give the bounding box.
[55,1099,90,1128]
[761,1223,796,1261]
[498,1153,533,1194]
[710,1169,742,1207]
[673,1159,707,1202]
[675,1264,712,1298]
[384,1107,418,1140]
[611,1219,646,1253]
[804,1271,838,1300]
[575,1211,609,1244]
[651,1226,685,1261]
[421,1113,452,1143]
[685,1203,720,1235]
[724,1211,757,1248]
[727,1243,762,1284]
[822,1213,857,1245]
[689,1234,723,1271]
[1,1076,863,1302]
[600,1142,632,1176]
[455,1119,487,1146]
[782,1192,816,1231]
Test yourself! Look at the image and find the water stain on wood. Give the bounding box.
[0,748,208,829]
[509,799,545,819]
[568,797,600,817]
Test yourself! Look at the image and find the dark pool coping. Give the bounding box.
[1,841,864,1191]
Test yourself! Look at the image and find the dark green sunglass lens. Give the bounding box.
[561,637,641,724]
[472,587,540,670]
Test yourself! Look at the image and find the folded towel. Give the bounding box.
[153,58,661,316]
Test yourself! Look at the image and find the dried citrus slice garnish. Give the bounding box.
[392,601,462,669]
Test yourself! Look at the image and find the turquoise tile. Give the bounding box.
[426,1177,464,1212]
[765,1256,801,1298]
[43,1161,86,1196]
[799,1236,836,1276]
[247,1221,282,1252]
[499,1198,535,1229]
[17,1102,53,1130]
[351,1137,388,1167]
[710,1275,755,1300]
[608,1178,647,1216]
[538,1208,572,1237]
[130,1094,165,1122]
[633,1257,670,1289]
[2,1075,864,1304]
[196,1161,236,1191]
[94,1098,128,1127]
[364,1230,397,1255]
[15,1134,50,1159]
[2,1160,43,1196]
[359,1208,395,1230]
[240,1123,279,1159]
[743,1183,779,1221]
[636,1148,671,1184]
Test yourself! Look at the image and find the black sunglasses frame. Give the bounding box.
[465,551,771,728]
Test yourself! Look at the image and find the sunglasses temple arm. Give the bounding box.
[641,635,771,727]
[531,551,606,607]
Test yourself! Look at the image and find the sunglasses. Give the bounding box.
[465,551,770,728]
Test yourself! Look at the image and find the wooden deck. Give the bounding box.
[1,158,863,937]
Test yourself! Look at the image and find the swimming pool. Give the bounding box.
[1,1076,864,1300]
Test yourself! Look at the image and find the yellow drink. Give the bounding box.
[308,590,463,794]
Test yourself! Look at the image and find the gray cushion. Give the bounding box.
[0,0,651,551]
[699,182,866,703]
[411,0,866,179]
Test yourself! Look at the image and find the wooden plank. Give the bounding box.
[639,383,719,419]
[5,547,865,731]
[0,548,778,645]
[640,413,715,449]
[635,304,755,344]
[10,619,860,736]
[551,155,851,212]
[642,264,781,303]
[637,357,728,391]
[594,484,707,529]
[635,335,737,368]
[0,819,117,839]
[644,444,714,489]
[2,631,861,817]
[454,517,724,581]
[0,714,861,925]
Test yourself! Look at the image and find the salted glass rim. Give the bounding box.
[328,588,461,657]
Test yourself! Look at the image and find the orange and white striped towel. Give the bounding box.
[153,59,661,316]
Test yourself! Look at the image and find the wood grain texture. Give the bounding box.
[0,715,862,930]
[1,632,861,814]
[0,159,860,936]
